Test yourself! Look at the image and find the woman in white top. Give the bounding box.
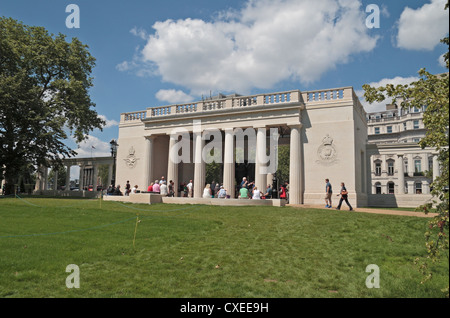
[131,185,138,194]
[203,184,212,198]
[252,186,261,199]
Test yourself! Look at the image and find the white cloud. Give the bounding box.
[98,115,119,128]
[355,76,419,113]
[121,0,378,95]
[396,0,449,51]
[74,135,112,158]
[130,26,148,40]
[438,53,447,68]
[155,89,195,104]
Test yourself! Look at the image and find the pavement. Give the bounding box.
[287,204,439,218]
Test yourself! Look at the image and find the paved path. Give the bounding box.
[287,204,438,218]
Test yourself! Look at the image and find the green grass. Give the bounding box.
[0,197,447,298]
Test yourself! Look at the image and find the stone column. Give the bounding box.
[54,170,58,191]
[396,155,405,194]
[167,134,179,197]
[223,128,235,198]
[144,136,154,189]
[108,164,113,187]
[43,168,48,190]
[255,127,267,193]
[407,153,414,177]
[381,154,387,176]
[79,165,85,190]
[93,165,98,191]
[289,124,303,204]
[407,180,415,194]
[432,154,440,181]
[193,130,205,198]
[65,165,71,191]
[422,181,430,194]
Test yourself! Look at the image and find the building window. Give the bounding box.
[404,160,408,175]
[413,120,420,129]
[413,106,420,113]
[414,160,422,173]
[413,138,420,143]
[375,127,380,134]
[375,162,382,176]
[428,157,433,172]
[415,182,422,194]
[403,122,407,131]
[388,182,395,194]
[375,183,382,194]
[387,126,393,133]
[387,161,395,176]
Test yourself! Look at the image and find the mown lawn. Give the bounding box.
[0,197,447,298]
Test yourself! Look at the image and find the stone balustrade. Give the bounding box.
[120,87,357,123]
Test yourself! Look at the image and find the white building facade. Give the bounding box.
[116,87,369,207]
[366,104,440,207]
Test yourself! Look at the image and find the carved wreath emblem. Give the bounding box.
[317,134,338,165]
[124,146,139,168]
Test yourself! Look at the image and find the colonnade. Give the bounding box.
[35,158,114,191]
[144,124,304,204]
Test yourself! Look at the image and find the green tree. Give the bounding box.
[206,161,222,185]
[48,166,67,190]
[276,144,290,184]
[0,17,105,195]
[363,3,449,296]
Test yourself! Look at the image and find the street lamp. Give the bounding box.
[110,139,118,187]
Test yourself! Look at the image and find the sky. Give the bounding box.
[1,0,449,163]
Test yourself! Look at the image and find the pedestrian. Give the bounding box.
[187,180,193,197]
[279,184,286,199]
[160,181,168,196]
[211,180,216,197]
[325,178,333,208]
[239,185,249,199]
[336,182,353,211]
[125,180,131,196]
[203,184,212,198]
[147,182,154,192]
[153,180,160,193]
[264,184,273,199]
[168,180,174,197]
[131,184,138,194]
[285,181,290,203]
[217,186,227,198]
[252,186,261,199]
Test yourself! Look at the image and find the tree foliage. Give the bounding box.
[0,17,105,194]
[363,3,449,295]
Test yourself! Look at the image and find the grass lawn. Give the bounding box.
[0,197,447,298]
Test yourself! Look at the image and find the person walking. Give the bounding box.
[336,182,353,211]
[325,178,333,208]
[187,180,193,198]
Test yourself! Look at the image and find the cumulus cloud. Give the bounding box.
[119,0,378,95]
[396,0,449,51]
[438,53,447,68]
[130,26,148,40]
[74,135,112,158]
[98,115,119,128]
[355,76,420,113]
[155,89,195,104]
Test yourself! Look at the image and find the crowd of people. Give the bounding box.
[95,175,353,209]
[105,175,292,202]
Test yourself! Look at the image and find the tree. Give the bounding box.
[0,17,105,195]
[276,144,290,184]
[363,3,449,296]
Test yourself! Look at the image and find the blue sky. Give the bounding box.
[1,0,448,159]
